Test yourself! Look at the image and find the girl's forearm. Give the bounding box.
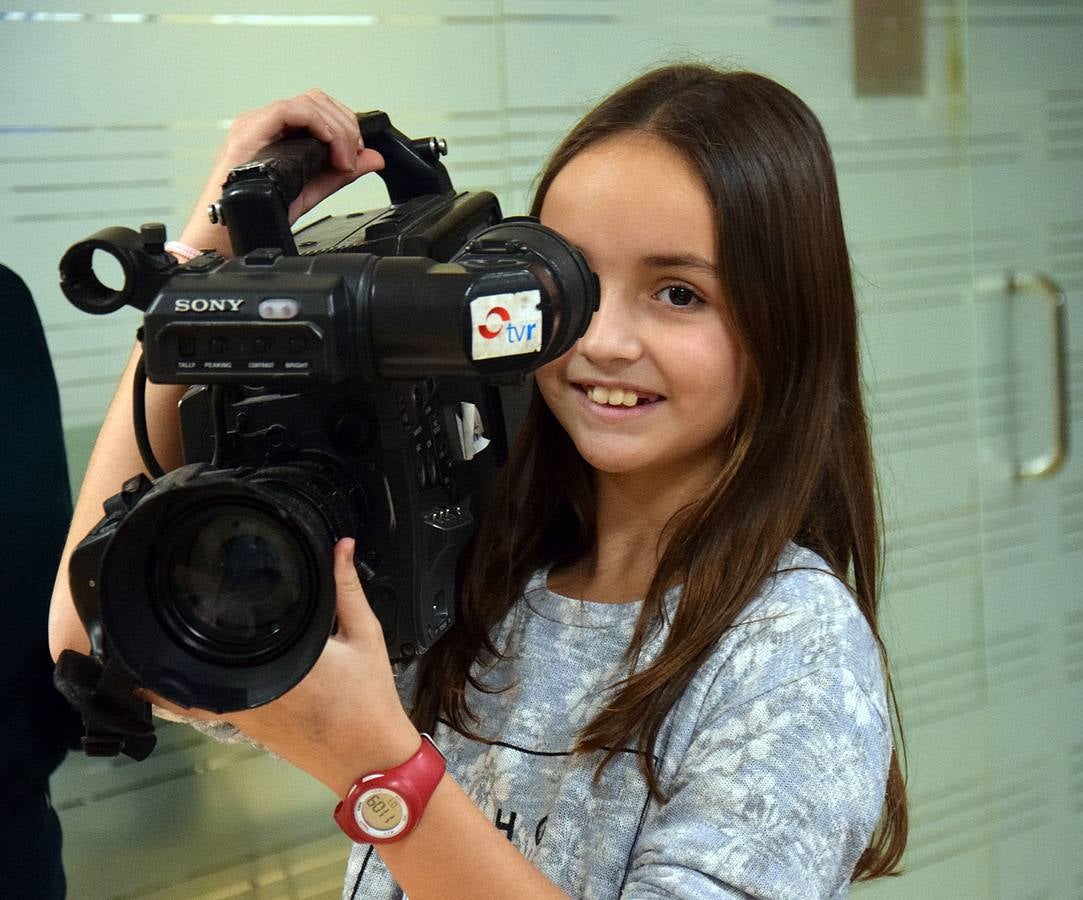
[376,775,571,900]
[220,630,567,899]
[48,346,187,661]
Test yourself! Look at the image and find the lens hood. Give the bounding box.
[98,466,338,712]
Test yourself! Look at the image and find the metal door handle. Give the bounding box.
[1007,271,1070,479]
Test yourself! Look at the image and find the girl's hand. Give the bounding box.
[154,538,420,796]
[178,89,386,257]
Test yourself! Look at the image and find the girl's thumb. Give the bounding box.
[332,537,372,637]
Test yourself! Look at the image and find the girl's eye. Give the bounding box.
[656,284,703,308]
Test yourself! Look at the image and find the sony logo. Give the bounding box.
[174,298,245,313]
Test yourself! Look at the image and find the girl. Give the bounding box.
[50,64,907,898]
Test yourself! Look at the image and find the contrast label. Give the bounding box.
[469,290,542,360]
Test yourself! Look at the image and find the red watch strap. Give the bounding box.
[391,733,445,797]
[333,734,446,843]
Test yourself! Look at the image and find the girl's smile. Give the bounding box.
[575,381,664,414]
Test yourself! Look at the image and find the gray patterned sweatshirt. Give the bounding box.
[344,543,891,899]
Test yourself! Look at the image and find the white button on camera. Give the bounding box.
[259,298,299,320]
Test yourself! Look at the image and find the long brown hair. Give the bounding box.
[412,64,907,880]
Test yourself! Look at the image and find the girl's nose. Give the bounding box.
[575,284,642,366]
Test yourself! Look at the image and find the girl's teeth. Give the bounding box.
[587,386,643,407]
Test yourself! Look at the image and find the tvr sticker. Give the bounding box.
[470,290,542,361]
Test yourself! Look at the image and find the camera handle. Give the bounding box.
[216,110,453,258]
[54,649,157,760]
[357,110,453,203]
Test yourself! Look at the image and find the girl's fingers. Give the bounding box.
[291,145,383,219]
[299,89,360,172]
[248,91,384,218]
[190,89,382,247]
[322,95,386,174]
[231,91,353,171]
[357,146,385,173]
[237,97,329,148]
[332,538,377,640]
[289,90,388,175]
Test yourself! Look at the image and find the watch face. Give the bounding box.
[355,788,408,839]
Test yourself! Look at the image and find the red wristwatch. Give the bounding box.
[333,734,446,844]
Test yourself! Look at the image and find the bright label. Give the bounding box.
[469,290,542,361]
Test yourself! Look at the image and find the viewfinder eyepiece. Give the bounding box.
[59,224,176,314]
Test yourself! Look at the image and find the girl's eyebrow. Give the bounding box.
[641,253,719,275]
[567,242,719,277]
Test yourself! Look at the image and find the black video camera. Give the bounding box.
[55,111,597,759]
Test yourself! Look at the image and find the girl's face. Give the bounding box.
[536,132,743,492]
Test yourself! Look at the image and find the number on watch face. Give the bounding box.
[359,790,405,833]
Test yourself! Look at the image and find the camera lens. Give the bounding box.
[98,460,363,712]
[161,503,308,652]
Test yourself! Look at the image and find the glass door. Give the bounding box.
[853,6,1080,898]
[967,12,1082,898]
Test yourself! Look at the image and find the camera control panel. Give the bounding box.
[155,320,329,381]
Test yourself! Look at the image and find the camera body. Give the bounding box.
[56,112,596,755]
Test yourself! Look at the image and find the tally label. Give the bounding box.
[469,290,542,360]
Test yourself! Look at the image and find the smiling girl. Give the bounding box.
[51,64,907,898]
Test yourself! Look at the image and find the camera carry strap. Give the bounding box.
[53,649,157,760]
